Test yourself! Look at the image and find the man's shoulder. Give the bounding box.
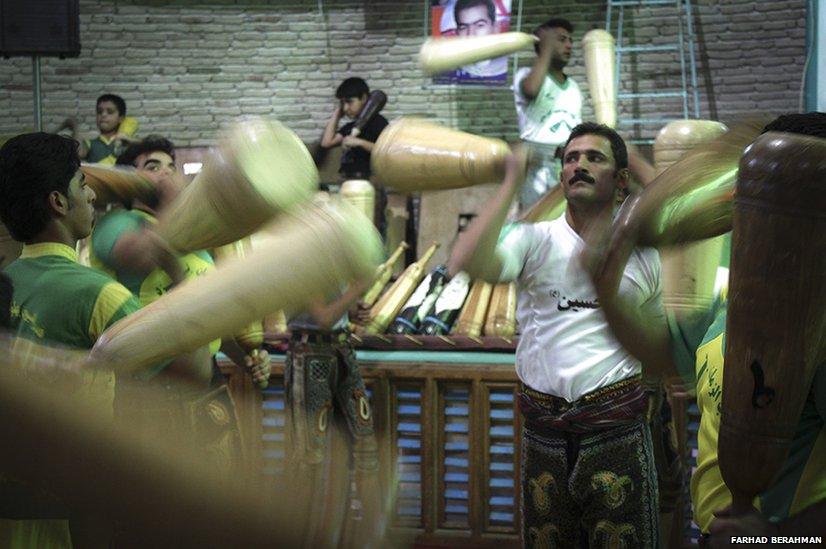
[94,209,145,236]
[500,218,561,253]
[64,261,129,295]
[513,67,531,97]
[7,256,126,300]
[514,66,531,81]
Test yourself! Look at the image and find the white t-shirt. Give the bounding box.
[497,215,663,401]
[513,67,583,146]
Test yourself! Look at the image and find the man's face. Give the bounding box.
[96,101,124,134]
[64,169,96,239]
[546,26,573,67]
[135,150,176,181]
[135,150,182,204]
[456,5,495,37]
[560,134,626,205]
[341,95,367,120]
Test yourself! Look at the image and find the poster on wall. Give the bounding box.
[430,0,512,86]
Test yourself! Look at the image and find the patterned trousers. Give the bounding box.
[520,386,659,549]
[284,335,381,548]
[284,336,377,469]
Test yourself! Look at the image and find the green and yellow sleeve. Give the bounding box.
[91,211,144,272]
[87,281,141,342]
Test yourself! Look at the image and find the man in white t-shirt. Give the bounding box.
[513,18,582,211]
[449,123,669,548]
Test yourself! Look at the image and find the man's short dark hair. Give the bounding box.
[455,0,496,25]
[116,135,176,168]
[533,17,574,54]
[0,133,79,242]
[97,94,126,116]
[563,122,628,171]
[762,112,826,138]
[336,77,370,100]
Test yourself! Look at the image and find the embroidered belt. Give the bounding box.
[519,375,648,434]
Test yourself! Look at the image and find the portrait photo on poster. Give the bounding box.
[430,0,512,86]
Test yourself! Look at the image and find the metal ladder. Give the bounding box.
[607,0,701,139]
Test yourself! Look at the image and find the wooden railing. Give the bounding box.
[222,351,522,548]
[222,349,701,548]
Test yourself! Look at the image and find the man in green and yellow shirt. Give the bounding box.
[89,135,270,387]
[0,132,142,548]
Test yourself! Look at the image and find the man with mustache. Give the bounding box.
[449,123,667,547]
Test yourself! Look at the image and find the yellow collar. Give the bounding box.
[97,133,117,145]
[20,242,78,262]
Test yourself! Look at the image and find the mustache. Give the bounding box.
[569,172,595,185]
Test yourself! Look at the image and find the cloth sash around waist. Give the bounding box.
[518,375,648,434]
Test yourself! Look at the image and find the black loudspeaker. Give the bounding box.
[0,0,80,58]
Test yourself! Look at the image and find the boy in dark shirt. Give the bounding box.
[320,77,388,179]
[60,94,138,165]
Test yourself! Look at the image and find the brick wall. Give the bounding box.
[0,0,807,146]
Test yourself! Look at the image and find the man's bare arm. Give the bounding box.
[520,30,554,100]
[581,212,677,379]
[320,103,345,148]
[447,148,526,281]
[108,173,187,284]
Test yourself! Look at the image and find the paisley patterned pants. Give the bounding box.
[521,420,659,549]
[285,336,377,470]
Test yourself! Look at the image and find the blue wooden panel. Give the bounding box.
[398,472,421,482]
[260,385,287,477]
[489,425,513,437]
[398,404,421,414]
[489,444,514,455]
[395,385,424,527]
[489,477,513,488]
[487,387,517,531]
[489,496,512,506]
[490,408,513,419]
[262,400,284,410]
[397,438,421,449]
[442,385,471,528]
[445,406,469,415]
[397,505,421,517]
[445,472,469,483]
